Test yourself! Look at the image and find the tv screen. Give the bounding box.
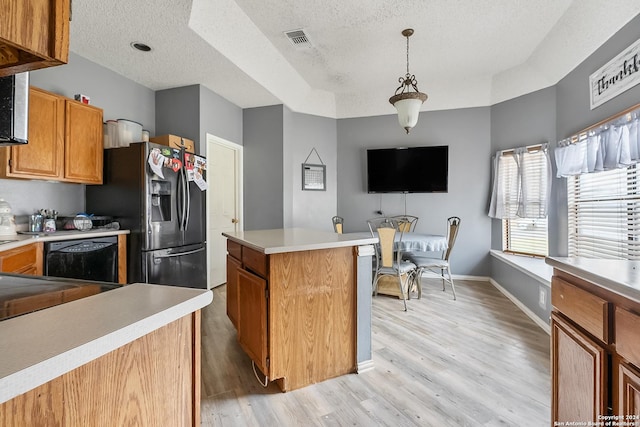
[367,146,448,193]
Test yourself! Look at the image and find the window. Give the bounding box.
[567,164,640,259]
[490,146,550,257]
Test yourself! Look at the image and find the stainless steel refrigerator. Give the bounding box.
[86,141,207,288]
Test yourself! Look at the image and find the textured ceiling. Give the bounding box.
[69,0,640,119]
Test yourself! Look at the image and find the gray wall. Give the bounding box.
[199,85,243,149]
[554,13,640,257]
[489,87,556,322]
[155,85,200,147]
[490,86,557,251]
[0,52,155,216]
[156,84,243,155]
[243,105,284,230]
[337,107,492,277]
[284,109,337,231]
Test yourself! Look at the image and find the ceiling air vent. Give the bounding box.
[284,29,312,49]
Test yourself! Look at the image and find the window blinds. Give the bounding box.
[567,165,640,259]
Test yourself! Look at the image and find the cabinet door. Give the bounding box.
[226,255,241,329]
[5,87,64,180]
[552,313,607,423]
[617,361,640,417]
[64,100,103,184]
[237,267,268,375]
[0,0,70,76]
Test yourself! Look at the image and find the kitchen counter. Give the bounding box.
[546,257,640,304]
[0,228,129,252]
[0,281,212,404]
[222,227,377,254]
[224,228,377,391]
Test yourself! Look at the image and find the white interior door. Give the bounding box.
[207,133,242,288]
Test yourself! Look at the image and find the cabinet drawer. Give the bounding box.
[242,246,267,278]
[616,307,640,368]
[552,277,609,343]
[227,239,242,261]
[0,244,40,274]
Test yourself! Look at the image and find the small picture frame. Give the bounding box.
[302,163,326,191]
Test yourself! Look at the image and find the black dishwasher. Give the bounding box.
[44,236,118,282]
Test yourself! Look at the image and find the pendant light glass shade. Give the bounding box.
[389,29,427,134]
[389,93,427,134]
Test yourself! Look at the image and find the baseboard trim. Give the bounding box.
[489,278,551,335]
[357,359,375,373]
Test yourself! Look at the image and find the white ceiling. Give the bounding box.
[69,0,640,119]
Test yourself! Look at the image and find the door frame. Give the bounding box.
[206,133,243,289]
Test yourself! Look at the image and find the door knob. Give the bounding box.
[231,218,239,224]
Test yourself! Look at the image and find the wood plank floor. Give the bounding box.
[201,279,550,426]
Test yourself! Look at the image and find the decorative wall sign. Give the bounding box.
[589,37,640,110]
[302,147,326,191]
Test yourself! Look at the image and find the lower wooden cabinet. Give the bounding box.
[551,312,607,422]
[226,254,241,328]
[226,238,357,392]
[0,312,201,426]
[551,269,640,423]
[0,242,43,275]
[617,361,640,417]
[237,267,268,375]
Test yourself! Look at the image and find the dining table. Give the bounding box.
[348,231,448,253]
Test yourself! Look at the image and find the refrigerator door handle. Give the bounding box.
[153,246,205,260]
[184,160,191,231]
[176,166,186,231]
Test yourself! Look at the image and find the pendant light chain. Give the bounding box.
[406,34,410,75]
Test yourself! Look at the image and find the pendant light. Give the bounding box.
[389,29,428,134]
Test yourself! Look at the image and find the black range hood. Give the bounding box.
[0,72,29,146]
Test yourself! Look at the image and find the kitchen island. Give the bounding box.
[0,278,212,426]
[223,228,377,392]
[546,257,640,423]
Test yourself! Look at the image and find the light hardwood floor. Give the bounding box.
[201,279,550,426]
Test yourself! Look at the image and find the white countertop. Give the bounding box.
[546,257,640,304]
[222,228,378,254]
[0,229,129,251]
[0,283,212,404]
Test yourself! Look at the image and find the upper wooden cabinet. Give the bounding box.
[0,87,103,184]
[0,0,70,76]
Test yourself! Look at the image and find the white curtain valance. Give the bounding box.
[555,108,640,177]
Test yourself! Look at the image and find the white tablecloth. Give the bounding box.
[397,233,448,252]
[348,232,447,252]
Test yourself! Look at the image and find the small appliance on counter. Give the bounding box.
[0,199,17,236]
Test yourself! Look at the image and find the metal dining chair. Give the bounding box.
[391,215,418,232]
[367,217,417,311]
[332,216,344,233]
[406,216,460,300]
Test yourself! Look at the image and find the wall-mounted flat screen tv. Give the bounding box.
[367,145,448,193]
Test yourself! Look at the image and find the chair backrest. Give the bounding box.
[374,222,397,268]
[332,216,344,233]
[391,215,418,232]
[443,216,461,261]
[366,217,396,237]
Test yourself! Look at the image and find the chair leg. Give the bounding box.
[416,268,423,299]
[446,268,457,300]
[398,274,407,311]
[441,268,445,291]
[372,275,380,296]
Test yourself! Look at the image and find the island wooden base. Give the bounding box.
[0,311,201,426]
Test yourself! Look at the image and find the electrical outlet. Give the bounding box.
[538,286,547,309]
